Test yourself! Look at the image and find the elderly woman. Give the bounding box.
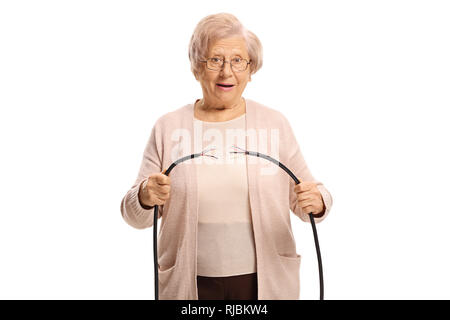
[121,13,333,300]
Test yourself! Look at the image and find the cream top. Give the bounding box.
[194,113,257,277]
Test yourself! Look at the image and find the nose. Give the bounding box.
[219,60,233,77]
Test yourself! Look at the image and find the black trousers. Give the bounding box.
[197,272,258,300]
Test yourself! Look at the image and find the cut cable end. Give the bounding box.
[230,145,247,152]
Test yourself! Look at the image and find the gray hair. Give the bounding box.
[188,13,263,78]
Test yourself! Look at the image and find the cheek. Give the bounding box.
[208,76,219,87]
[198,72,217,87]
[200,77,217,90]
[204,71,217,81]
[238,74,250,85]
[237,79,249,88]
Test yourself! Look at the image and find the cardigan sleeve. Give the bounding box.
[120,123,164,229]
[282,114,333,224]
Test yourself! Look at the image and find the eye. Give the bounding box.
[232,57,242,63]
[211,57,222,62]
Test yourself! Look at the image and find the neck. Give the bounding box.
[195,98,245,122]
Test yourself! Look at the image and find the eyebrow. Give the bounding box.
[212,51,243,56]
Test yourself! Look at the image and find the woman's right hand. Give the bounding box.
[138,169,171,208]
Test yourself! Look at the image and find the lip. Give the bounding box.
[216,83,235,92]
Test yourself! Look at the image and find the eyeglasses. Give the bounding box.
[200,57,252,72]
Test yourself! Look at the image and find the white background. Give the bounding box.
[1,0,449,300]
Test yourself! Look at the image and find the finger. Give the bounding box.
[158,185,170,194]
[155,193,170,201]
[156,173,171,185]
[161,190,171,199]
[294,183,310,193]
[152,187,170,198]
[297,191,315,201]
[153,191,171,203]
[297,181,316,193]
[299,198,315,208]
[150,183,170,193]
[303,205,316,215]
[153,195,166,206]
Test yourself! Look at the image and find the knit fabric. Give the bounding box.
[120,97,333,299]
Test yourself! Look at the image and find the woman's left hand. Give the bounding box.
[294,182,325,216]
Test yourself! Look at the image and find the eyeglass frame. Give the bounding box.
[200,57,252,72]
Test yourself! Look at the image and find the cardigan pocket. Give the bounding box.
[158,258,178,297]
[277,253,301,300]
[158,261,177,273]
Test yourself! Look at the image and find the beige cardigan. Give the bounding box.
[120,97,333,300]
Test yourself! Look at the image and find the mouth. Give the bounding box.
[216,83,235,87]
[216,83,235,91]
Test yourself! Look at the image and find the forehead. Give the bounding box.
[209,37,248,55]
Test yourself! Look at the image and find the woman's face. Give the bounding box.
[195,37,252,108]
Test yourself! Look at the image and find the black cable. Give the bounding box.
[152,146,324,300]
[230,145,324,300]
